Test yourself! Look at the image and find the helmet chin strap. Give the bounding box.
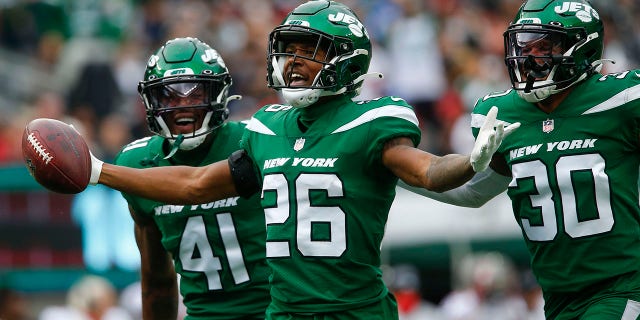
[165,111,215,150]
[282,71,384,108]
[282,87,322,108]
[517,71,589,103]
[516,62,559,103]
[176,134,208,151]
[281,61,326,108]
[138,134,185,167]
[164,134,184,159]
[518,58,612,103]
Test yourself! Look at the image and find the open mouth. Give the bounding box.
[170,114,199,133]
[287,72,307,87]
[175,116,196,126]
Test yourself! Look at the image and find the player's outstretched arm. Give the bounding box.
[99,160,238,205]
[384,106,518,193]
[383,142,475,192]
[22,118,252,202]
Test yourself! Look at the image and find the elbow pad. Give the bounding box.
[228,150,261,198]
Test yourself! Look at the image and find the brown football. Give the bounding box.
[22,118,91,194]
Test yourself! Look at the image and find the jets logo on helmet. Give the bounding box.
[554,2,599,20]
[516,18,542,24]
[285,20,310,27]
[201,48,225,67]
[328,12,365,37]
[165,68,194,77]
[147,54,159,68]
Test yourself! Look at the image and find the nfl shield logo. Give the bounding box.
[542,119,554,133]
[294,138,305,151]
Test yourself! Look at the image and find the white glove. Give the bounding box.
[89,151,104,185]
[470,106,520,172]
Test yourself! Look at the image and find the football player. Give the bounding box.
[114,37,270,319]
[400,0,640,319]
[87,1,516,319]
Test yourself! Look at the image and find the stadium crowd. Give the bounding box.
[1,0,638,164]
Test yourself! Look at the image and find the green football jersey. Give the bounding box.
[472,71,640,294]
[115,121,270,320]
[241,95,421,312]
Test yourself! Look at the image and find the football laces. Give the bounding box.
[27,132,53,165]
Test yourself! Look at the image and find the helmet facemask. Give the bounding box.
[504,0,604,103]
[139,74,231,150]
[266,1,377,108]
[268,26,347,108]
[505,25,589,102]
[138,37,237,151]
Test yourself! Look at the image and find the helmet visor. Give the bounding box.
[158,83,206,108]
[140,76,230,139]
[507,29,565,58]
[165,82,201,98]
[142,78,227,111]
[504,26,570,88]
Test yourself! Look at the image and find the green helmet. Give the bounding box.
[138,37,236,150]
[503,0,604,102]
[267,1,375,108]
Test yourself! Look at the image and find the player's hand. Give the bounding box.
[470,106,520,172]
[68,123,103,185]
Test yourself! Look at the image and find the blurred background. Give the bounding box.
[0,0,638,319]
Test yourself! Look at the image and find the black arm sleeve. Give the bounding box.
[228,149,261,198]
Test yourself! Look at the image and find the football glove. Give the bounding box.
[470,106,520,172]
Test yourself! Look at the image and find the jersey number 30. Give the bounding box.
[511,154,614,241]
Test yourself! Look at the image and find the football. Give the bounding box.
[22,118,91,194]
